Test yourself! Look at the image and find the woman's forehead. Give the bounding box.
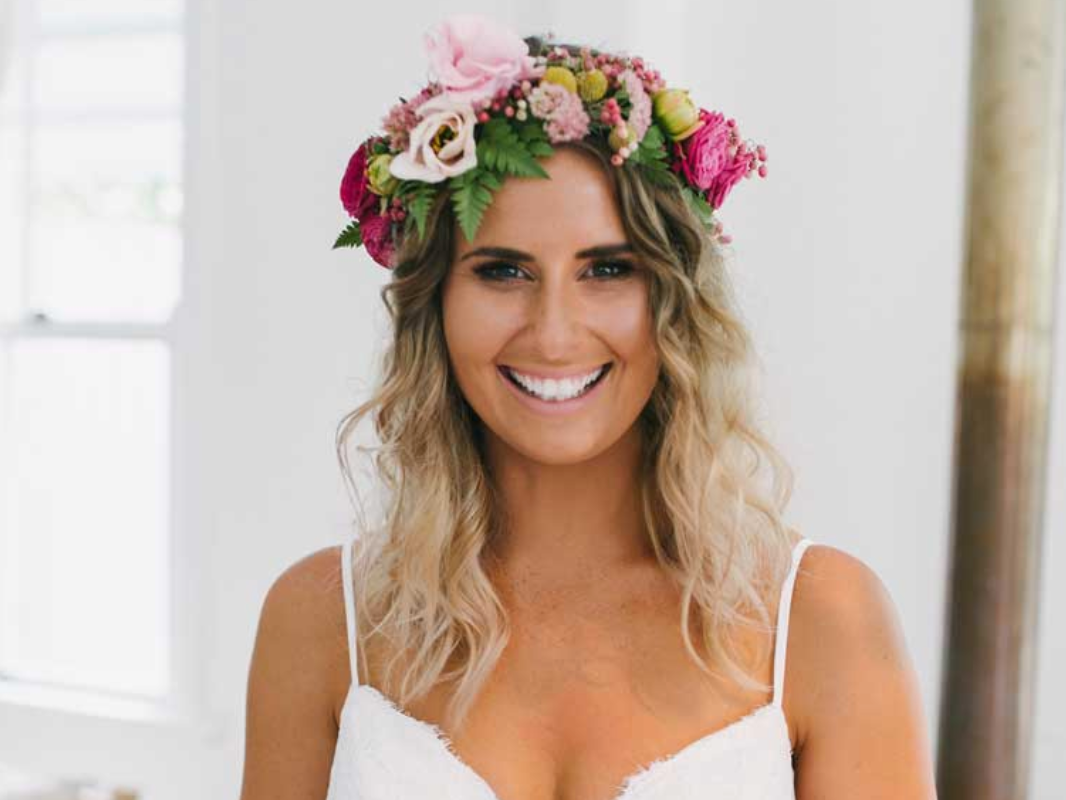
[457,149,627,256]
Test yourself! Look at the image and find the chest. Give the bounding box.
[340,592,792,800]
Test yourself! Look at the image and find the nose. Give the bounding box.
[527,271,584,361]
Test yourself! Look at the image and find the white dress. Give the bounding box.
[326,536,816,800]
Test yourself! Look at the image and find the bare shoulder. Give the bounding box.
[787,543,938,798]
[268,545,348,633]
[239,545,350,800]
[265,545,352,709]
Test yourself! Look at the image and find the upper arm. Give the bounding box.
[240,545,349,800]
[790,545,938,799]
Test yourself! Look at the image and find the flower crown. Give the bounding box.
[334,14,768,269]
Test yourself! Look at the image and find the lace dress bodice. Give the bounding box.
[325,537,815,800]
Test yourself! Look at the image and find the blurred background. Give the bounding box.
[0,0,1061,798]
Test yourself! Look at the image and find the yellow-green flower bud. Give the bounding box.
[608,122,639,152]
[651,88,704,141]
[575,69,608,102]
[542,65,578,94]
[367,153,399,196]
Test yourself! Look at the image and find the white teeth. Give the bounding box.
[506,365,606,402]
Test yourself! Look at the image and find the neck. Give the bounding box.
[480,422,655,584]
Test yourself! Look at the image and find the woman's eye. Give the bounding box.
[587,260,635,280]
[472,260,636,283]
[474,262,528,282]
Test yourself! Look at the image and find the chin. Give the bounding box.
[489,424,622,466]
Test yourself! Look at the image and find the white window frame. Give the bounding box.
[0,0,212,733]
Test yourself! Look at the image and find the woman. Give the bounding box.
[240,15,937,800]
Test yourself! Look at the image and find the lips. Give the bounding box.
[498,363,611,390]
[498,363,612,383]
[495,360,614,414]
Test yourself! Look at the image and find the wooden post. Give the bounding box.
[938,0,1065,798]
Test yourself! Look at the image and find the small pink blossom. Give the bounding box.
[527,81,564,118]
[423,14,545,106]
[381,83,443,152]
[618,69,651,140]
[527,82,590,143]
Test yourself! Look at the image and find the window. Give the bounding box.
[0,0,183,702]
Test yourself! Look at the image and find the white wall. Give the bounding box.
[1,0,1062,798]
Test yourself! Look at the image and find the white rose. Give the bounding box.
[388,94,479,183]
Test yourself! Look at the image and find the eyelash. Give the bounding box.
[473,260,636,283]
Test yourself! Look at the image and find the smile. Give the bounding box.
[498,363,612,405]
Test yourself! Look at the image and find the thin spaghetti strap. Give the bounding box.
[771,537,815,708]
[340,538,361,687]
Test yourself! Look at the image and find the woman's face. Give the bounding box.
[441,147,660,465]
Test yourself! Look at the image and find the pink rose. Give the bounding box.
[706,155,750,211]
[673,109,731,193]
[339,141,378,220]
[388,94,479,183]
[670,109,756,210]
[360,211,396,269]
[423,14,544,106]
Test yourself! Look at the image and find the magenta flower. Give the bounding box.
[706,154,751,211]
[360,211,396,269]
[670,109,760,210]
[672,109,731,193]
[339,141,378,220]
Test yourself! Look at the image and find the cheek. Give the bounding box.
[441,282,518,378]
[595,289,658,371]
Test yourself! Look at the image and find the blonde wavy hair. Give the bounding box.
[335,135,798,732]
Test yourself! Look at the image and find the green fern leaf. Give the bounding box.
[479,117,549,179]
[333,219,362,249]
[516,119,555,158]
[403,183,438,241]
[449,167,501,243]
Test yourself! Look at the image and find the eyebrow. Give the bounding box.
[458,243,635,262]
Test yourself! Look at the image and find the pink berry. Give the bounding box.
[611,153,624,166]
[758,165,768,177]
[477,111,490,122]
[504,106,514,117]
[719,234,732,244]
[757,144,767,160]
